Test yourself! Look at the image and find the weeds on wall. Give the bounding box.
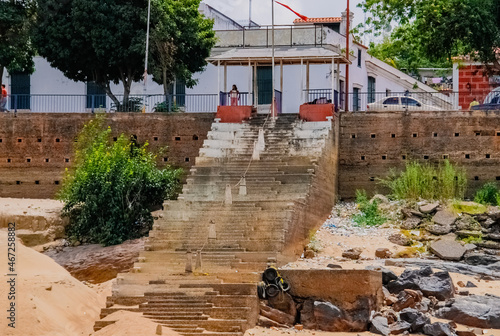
[58,115,182,246]
[474,182,500,206]
[352,190,386,227]
[381,160,467,201]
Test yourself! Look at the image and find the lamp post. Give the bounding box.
[344,0,350,112]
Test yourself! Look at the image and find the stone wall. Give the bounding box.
[338,110,500,199]
[0,113,214,199]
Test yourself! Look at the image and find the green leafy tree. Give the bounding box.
[359,0,500,72]
[149,0,215,95]
[0,0,36,83]
[58,116,182,246]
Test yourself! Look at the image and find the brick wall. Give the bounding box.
[338,111,500,199]
[0,113,214,198]
[458,65,495,109]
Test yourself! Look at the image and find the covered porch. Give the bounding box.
[208,46,349,122]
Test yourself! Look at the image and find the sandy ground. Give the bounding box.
[0,197,64,219]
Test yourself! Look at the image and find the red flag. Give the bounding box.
[275,1,308,21]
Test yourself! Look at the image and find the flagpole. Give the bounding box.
[271,0,276,119]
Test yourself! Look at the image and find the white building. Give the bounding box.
[1,2,451,113]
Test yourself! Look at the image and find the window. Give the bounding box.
[383,97,399,105]
[86,82,106,109]
[353,88,360,111]
[339,80,345,110]
[385,89,391,97]
[357,49,362,67]
[401,97,420,106]
[368,76,376,103]
[10,71,31,110]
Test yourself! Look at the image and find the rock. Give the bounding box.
[268,292,297,318]
[435,294,500,328]
[429,239,467,261]
[427,223,453,235]
[313,301,350,332]
[365,266,398,285]
[260,304,295,326]
[485,233,500,241]
[370,316,390,336]
[401,217,422,230]
[372,194,390,204]
[304,249,316,259]
[487,207,500,221]
[386,266,455,301]
[457,281,466,287]
[465,281,477,288]
[258,315,289,328]
[455,215,481,231]
[376,248,393,259]
[382,308,398,324]
[342,248,362,260]
[464,253,500,265]
[393,289,423,312]
[456,331,476,336]
[476,240,500,249]
[480,218,496,229]
[456,231,482,238]
[294,324,303,330]
[388,233,410,246]
[399,308,431,332]
[422,322,457,336]
[390,321,412,335]
[420,202,440,214]
[464,244,477,252]
[402,208,424,219]
[433,210,458,227]
[326,264,342,269]
[458,290,470,296]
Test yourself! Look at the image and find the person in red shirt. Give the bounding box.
[1,84,8,112]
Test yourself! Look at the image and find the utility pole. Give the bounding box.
[345,0,350,112]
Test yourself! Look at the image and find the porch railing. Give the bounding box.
[218,92,252,107]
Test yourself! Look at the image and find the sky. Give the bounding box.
[204,0,367,27]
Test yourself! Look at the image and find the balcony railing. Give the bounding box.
[218,92,253,106]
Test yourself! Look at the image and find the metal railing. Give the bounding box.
[2,94,219,113]
[218,92,252,106]
[274,89,282,115]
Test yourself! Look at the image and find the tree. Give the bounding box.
[149,0,215,96]
[58,115,182,246]
[0,0,36,84]
[359,0,500,72]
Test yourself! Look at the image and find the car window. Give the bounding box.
[383,97,399,105]
[401,97,419,106]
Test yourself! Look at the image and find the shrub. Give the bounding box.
[352,190,386,227]
[474,182,500,205]
[58,116,182,246]
[381,160,467,201]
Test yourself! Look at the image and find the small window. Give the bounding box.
[7,158,11,163]
[193,135,199,141]
[153,136,158,141]
[16,181,21,185]
[54,180,60,185]
[45,158,50,163]
[113,137,118,142]
[361,156,365,160]
[465,154,470,159]
[433,132,438,137]
[412,133,418,138]
[351,134,356,139]
[402,155,407,160]
[423,155,429,160]
[475,132,481,136]
[35,180,40,185]
[486,154,491,159]
[496,176,500,181]
[17,138,22,143]
[163,157,168,162]
[369,177,375,182]
[474,176,479,181]
[371,133,376,138]
[65,158,70,163]
[497,131,500,136]
[391,134,396,138]
[185,157,190,162]
[0,139,2,143]
[442,154,449,159]
[175,136,181,141]
[37,138,42,142]
[357,49,362,67]
[382,155,387,160]
[55,138,60,143]
[26,158,31,163]
[455,133,460,137]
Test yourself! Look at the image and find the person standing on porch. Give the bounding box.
[1,84,8,112]
[230,84,240,106]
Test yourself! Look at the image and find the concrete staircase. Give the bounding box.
[95,114,337,335]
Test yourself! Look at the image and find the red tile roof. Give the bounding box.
[293,17,342,24]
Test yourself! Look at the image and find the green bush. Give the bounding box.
[474,182,500,205]
[352,190,386,227]
[381,160,467,201]
[58,116,182,246]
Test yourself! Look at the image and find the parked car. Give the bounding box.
[471,87,500,110]
[367,96,442,112]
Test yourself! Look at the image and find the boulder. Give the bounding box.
[342,248,362,260]
[433,210,458,227]
[401,216,422,230]
[455,231,482,238]
[268,292,297,318]
[390,321,411,335]
[422,322,457,336]
[480,218,496,229]
[465,281,477,288]
[257,316,289,328]
[429,239,467,261]
[463,253,500,266]
[386,266,455,301]
[402,208,425,219]
[376,248,393,259]
[399,308,431,332]
[487,207,500,222]
[370,316,390,336]
[388,233,410,246]
[326,263,342,269]
[365,266,398,285]
[372,194,390,204]
[485,233,500,241]
[393,289,423,312]
[382,308,398,324]
[476,240,500,249]
[435,295,500,328]
[303,249,316,259]
[299,300,367,332]
[427,223,453,235]
[420,202,440,214]
[455,215,481,231]
[260,304,295,326]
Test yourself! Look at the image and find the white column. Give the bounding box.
[224,63,227,92]
[248,60,252,106]
[280,59,283,93]
[300,58,304,103]
[217,60,221,96]
[331,57,335,103]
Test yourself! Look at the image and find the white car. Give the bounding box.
[367,96,442,112]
